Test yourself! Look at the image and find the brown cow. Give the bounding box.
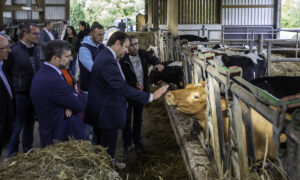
[166,82,286,160]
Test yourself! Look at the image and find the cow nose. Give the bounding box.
[166,92,173,98]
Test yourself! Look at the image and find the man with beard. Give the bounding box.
[30,40,86,147]
[85,31,168,169]
[78,22,105,143]
[119,35,164,155]
[4,24,40,157]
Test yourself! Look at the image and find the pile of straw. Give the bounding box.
[0,140,121,180]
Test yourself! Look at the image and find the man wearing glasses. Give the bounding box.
[3,23,41,157]
[119,35,164,155]
[0,35,14,157]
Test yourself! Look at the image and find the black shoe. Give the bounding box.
[135,143,147,154]
[123,145,132,156]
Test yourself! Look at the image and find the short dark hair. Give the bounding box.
[44,21,53,27]
[61,20,68,24]
[90,22,104,32]
[107,31,129,47]
[45,40,72,62]
[129,35,137,41]
[20,23,38,39]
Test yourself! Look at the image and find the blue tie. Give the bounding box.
[0,62,13,98]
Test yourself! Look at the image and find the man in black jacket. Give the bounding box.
[4,23,40,157]
[119,35,164,154]
[0,35,14,157]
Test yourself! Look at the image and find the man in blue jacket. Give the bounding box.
[30,40,86,147]
[38,21,56,61]
[85,31,168,168]
[78,22,105,143]
[4,23,40,157]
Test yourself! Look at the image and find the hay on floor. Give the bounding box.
[0,140,121,180]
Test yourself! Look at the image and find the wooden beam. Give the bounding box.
[153,0,159,30]
[66,0,70,21]
[39,0,45,23]
[167,0,178,35]
[0,0,5,24]
[147,0,153,28]
[3,5,43,12]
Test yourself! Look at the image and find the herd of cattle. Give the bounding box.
[147,34,300,170]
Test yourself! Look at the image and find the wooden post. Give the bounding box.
[0,0,6,25]
[66,0,70,21]
[167,0,178,36]
[152,0,159,31]
[39,0,45,23]
[26,0,32,20]
[274,0,281,38]
[147,0,153,28]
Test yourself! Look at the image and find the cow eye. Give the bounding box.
[194,95,199,99]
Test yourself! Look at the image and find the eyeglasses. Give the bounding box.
[30,32,40,36]
[0,46,10,50]
[130,42,138,46]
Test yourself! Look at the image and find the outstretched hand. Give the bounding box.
[153,85,169,100]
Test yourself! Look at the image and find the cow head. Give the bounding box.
[166,82,207,128]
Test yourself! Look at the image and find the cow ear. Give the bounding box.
[186,83,195,88]
[199,80,206,87]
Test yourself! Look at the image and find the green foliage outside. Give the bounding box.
[281,0,300,28]
[70,0,144,32]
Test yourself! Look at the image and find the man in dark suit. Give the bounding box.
[85,31,168,168]
[120,35,164,155]
[31,40,86,147]
[38,21,56,61]
[0,35,14,156]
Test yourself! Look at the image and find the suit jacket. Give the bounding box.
[85,48,150,129]
[0,66,15,149]
[119,49,160,93]
[38,29,52,60]
[30,64,84,147]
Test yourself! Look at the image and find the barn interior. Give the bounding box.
[0,0,300,180]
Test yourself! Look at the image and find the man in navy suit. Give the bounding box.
[38,21,56,61]
[85,31,168,168]
[31,40,86,147]
[0,35,14,156]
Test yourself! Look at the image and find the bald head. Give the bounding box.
[0,35,11,61]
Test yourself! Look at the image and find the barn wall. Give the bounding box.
[222,0,275,26]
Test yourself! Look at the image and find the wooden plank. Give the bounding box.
[0,0,5,24]
[208,74,223,178]
[232,95,249,179]
[3,5,43,12]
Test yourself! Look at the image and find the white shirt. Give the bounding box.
[44,28,55,40]
[0,61,13,98]
[44,62,62,76]
[60,25,67,40]
[129,55,144,87]
[107,47,153,102]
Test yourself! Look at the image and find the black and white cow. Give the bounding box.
[177,35,208,42]
[250,76,300,113]
[148,61,184,89]
[214,53,267,81]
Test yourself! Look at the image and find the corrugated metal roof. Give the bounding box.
[45,6,66,20]
[222,0,274,25]
[45,0,66,4]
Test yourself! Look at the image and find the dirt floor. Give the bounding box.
[116,96,189,180]
[0,94,189,180]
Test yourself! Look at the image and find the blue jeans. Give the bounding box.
[122,100,144,149]
[7,93,35,157]
[81,91,97,145]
